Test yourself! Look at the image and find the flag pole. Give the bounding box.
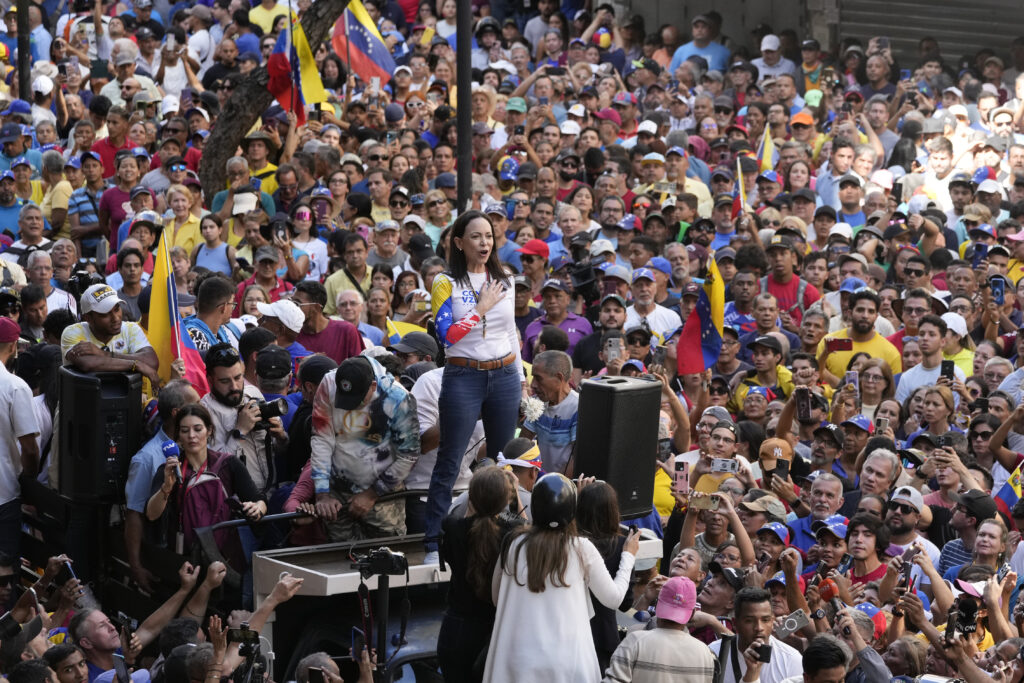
[288,0,295,116]
[163,235,182,361]
[344,5,352,84]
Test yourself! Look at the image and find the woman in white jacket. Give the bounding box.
[484,473,640,683]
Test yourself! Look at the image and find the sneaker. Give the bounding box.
[422,550,439,565]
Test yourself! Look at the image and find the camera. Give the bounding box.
[567,262,599,306]
[945,596,979,642]
[255,398,288,421]
[65,269,104,307]
[351,547,408,579]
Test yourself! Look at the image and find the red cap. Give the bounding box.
[516,238,550,258]
[0,316,19,343]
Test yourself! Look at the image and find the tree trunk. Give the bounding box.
[199,0,351,199]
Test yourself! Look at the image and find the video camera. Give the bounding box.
[567,262,600,307]
[945,595,979,642]
[65,268,104,307]
[351,547,408,580]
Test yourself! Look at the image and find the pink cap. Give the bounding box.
[594,107,622,128]
[655,576,697,625]
[0,316,19,343]
[869,169,894,190]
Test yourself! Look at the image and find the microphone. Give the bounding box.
[161,440,182,483]
[820,579,849,634]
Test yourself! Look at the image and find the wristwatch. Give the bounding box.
[812,608,826,620]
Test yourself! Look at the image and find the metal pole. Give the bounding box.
[455,0,471,213]
[16,0,29,101]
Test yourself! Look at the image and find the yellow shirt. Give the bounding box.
[18,181,44,206]
[731,365,796,413]
[371,203,392,224]
[168,214,202,254]
[944,347,974,377]
[653,468,675,519]
[251,162,278,197]
[41,180,73,238]
[248,4,287,34]
[323,267,374,316]
[816,329,903,379]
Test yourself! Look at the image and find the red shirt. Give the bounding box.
[150,147,203,173]
[105,250,155,276]
[851,562,887,586]
[296,320,365,364]
[90,136,134,179]
[234,275,293,316]
[763,275,820,326]
[886,328,910,353]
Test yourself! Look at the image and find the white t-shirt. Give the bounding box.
[894,361,967,404]
[625,304,682,343]
[0,364,40,505]
[709,636,803,683]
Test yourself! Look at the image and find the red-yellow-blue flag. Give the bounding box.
[148,233,208,395]
[331,0,397,85]
[996,465,1022,509]
[267,13,326,126]
[677,256,725,375]
[756,129,778,172]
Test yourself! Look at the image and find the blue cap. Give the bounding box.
[64,157,81,169]
[757,170,781,184]
[39,143,58,153]
[648,256,671,275]
[746,386,774,400]
[839,277,867,293]
[239,51,260,63]
[10,155,29,168]
[0,170,12,182]
[841,414,874,433]
[666,145,687,157]
[499,156,519,182]
[765,571,787,587]
[192,129,210,139]
[622,359,646,372]
[550,254,574,271]
[969,222,996,237]
[19,124,31,136]
[130,146,150,160]
[631,267,655,283]
[311,186,333,199]
[80,151,102,164]
[601,264,632,282]
[757,522,790,545]
[436,172,456,188]
[618,213,638,231]
[0,99,30,116]
[813,521,848,540]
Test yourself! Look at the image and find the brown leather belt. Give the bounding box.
[446,353,516,370]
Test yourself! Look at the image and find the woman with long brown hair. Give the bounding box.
[437,467,523,683]
[484,474,640,682]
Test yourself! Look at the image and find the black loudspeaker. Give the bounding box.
[575,375,661,518]
[58,367,143,503]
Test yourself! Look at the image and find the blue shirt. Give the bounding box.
[263,392,297,431]
[358,322,384,346]
[789,514,822,553]
[0,149,42,175]
[710,230,736,250]
[0,199,25,237]
[124,430,172,513]
[68,184,107,248]
[669,40,731,73]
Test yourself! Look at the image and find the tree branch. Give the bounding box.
[199,0,351,197]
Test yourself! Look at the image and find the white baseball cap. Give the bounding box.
[559,120,581,136]
[761,34,781,51]
[256,300,304,334]
[80,284,125,315]
[32,75,53,96]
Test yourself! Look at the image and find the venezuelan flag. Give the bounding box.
[756,129,779,172]
[996,465,1022,509]
[677,256,725,375]
[268,13,326,126]
[148,233,209,395]
[331,0,397,85]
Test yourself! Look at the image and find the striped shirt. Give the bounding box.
[938,538,974,576]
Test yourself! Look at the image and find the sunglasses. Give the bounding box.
[429,199,447,207]
[904,269,925,277]
[709,385,729,395]
[369,154,389,162]
[294,210,312,221]
[520,255,541,263]
[170,164,187,172]
[390,199,409,208]
[971,431,994,440]
[887,501,916,515]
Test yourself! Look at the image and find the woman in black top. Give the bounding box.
[577,481,630,672]
[438,466,522,683]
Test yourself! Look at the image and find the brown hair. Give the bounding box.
[860,358,895,400]
[503,522,577,593]
[465,467,514,601]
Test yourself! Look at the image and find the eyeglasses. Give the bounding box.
[165,127,185,134]
[207,346,241,364]
[722,338,739,346]
[170,164,186,172]
[903,308,927,317]
[714,107,732,114]
[369,154,389,162]
[627,338,648,346]
[520,255,540,264]
[294,210,312,221]
[862,373,884,382]
[887,501,917,515]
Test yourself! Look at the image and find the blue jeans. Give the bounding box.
[424,363,520,550]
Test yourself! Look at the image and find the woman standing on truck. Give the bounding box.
[424,210,521,564]
[437,466,523,683]
[146,404,267,566]
[484,473,640,683]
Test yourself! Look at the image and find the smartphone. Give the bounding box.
[844,371,859,393]
[309,108,321,123]
[547,66,565,76]
[672,459,689,494]
[658,438,674,462]
[992,277,1006,305]
[308,669,324,683]
[58,62,67,77]
[836,553,854,574]
[690,495,719,511]
[56,561,76,586]
[513,124,525,136]
[351,626,365,659]
[604,337,621,363]
[112,654,130,683]
[876,417,889,433]
[755,644,773,663]
[167,34,176,52]
[795,387,812,422]
[936,434,952,449]
[412,300,431,312]
[878,37,890,50]
[227,628,260,644]
[772,458,790,482]
[972,243,989,269]
[711,458,739,474]
[826,337,854,352]
[315,199,329,223]
[773,609,810,640]
[998,563,1012,582]
[975,397,989,412]
[539,96,549,105]
[901,547,919,586]
[650,345,667,367]
[900,68,911,80]
[940,360,956,381]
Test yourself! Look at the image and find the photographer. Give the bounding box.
[198,344,276,494]
[709,587,802,683]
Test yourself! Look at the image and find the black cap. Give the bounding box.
[390,331,439,360]
[814,205,837,220]
[297,354,338,386]
[813,422,845,447]
[708,561,745,591]
[955,489,998,522]
[256,345,292,380]
[747,334,783,355]
[407,233,435,261]
[334,357,375,410]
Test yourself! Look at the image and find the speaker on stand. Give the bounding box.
[574,375,662,519]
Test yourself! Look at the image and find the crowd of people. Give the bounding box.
[3,0,1024,681]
